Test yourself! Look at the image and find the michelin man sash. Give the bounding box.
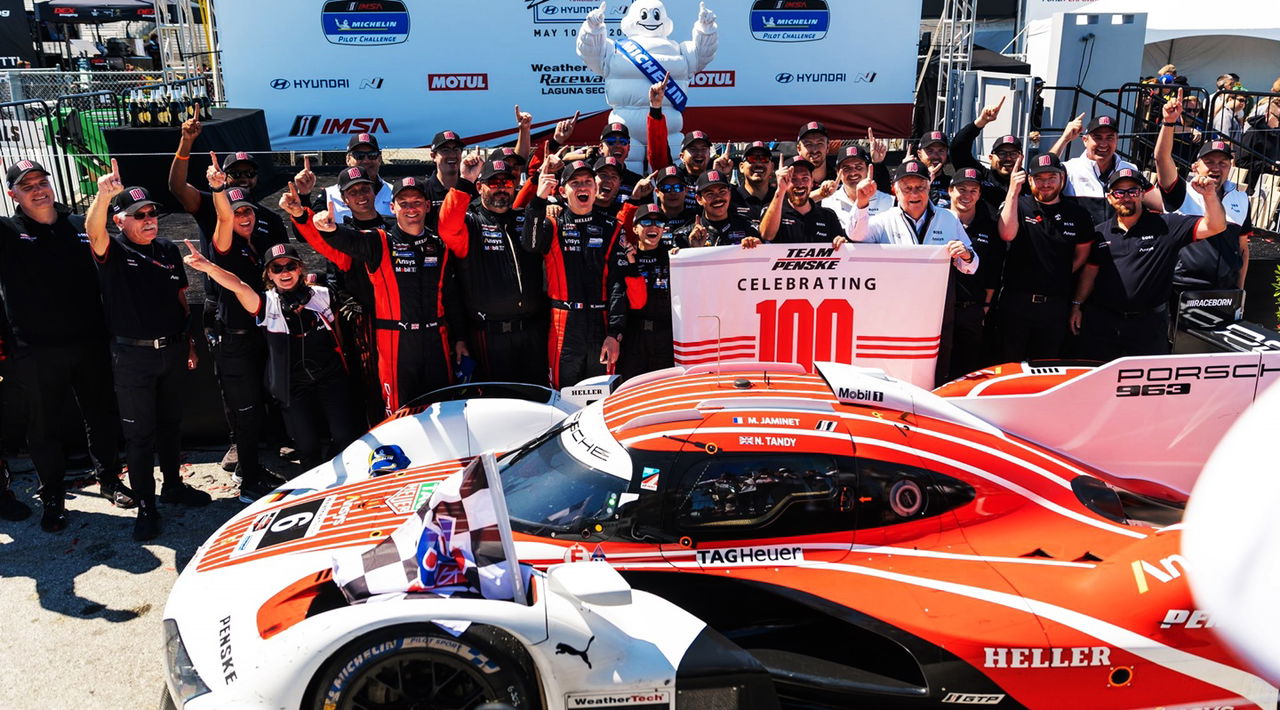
[616,38,688,112]
[669,244,951,388]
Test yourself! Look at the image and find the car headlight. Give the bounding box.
[163,619,211,707]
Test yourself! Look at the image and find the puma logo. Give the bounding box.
[554,635,595,669]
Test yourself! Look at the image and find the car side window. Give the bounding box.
[671,454,855,537]
[854,457,975,529]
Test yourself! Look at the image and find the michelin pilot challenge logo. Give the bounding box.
[321,0,410,46]
[750,0,829,43]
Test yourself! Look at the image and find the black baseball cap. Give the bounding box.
[225,187,255,211]
[918,131,948,149]
[593,156,624,175]
[1027,153,1065,175]
[785,155,814,171]
[431,130,465,151]
[656,165,683,183]
[740,141,772,160]
[1197,140,1234,160]
[950,168,982,187]
[264,243,302,264]
[681,130,711,150]
[337,166,375,192]
[634,203,663,221]
[559,160,594,183]
[991,135,1022,152]
[1086,116,1118,134]
[111,186,161,215]
[6,159,48,188]
[797,121,828,142]
[1105,167,1150,190]
[893,160,930,182]
[601,122,630,139]
[488,147,523,163]
[347,133,380,152]
[836,145,872,167]
[222,151,257,170]
[392,176,429,197]
[695,170,731,192]
[478,159,515,182]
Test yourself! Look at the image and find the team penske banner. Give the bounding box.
[669,244,951,388]
[215,0,921,150]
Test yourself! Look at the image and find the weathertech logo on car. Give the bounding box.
[289,115,389,136]
[568,690,670,707]
[428,74,489,91]
[689,70,735,87]
[695,545,804,566]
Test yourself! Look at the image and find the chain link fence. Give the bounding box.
[0,69,207,104]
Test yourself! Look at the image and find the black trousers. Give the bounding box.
[617,318,674,383]
[9,341,122,503]
[947,302,988,380]
[468,317,548,386]
[110,342,186,502]
[374,325,452,415]
[281,376,361,471]
[1000,295,1071,362]
[211,331,266,477]
[1079,305,1171,362]
[338,307,381,427]
[548,307,607,389]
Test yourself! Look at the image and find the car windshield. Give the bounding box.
[499,422,630,536]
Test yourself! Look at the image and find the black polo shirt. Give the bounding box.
[731,183,774,227]
[195,192,287,317]
[1161,179,1253,290]
[1002,195,1097,299]
[772,200,844,245]
[0,205,108,347]
[673,163,702,212]
[95,234,189,339]
[1089,211,1201,312]
[424,175,478,230]
[955,207,1004,305]
[210,226,288,332]
[672,213,761,248]
[658,206,699,247]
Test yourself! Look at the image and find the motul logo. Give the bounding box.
[428,74,489,91]
[690,70,735,88]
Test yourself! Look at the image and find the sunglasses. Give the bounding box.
[129,208,159,220]
[658,183,686,193]
[993,149,1022,159]
[351,151,381,160]
[1109,187,1144,198]
[603,136,630,147]
[637,217,665,226]
[744,154,772,164]
[483,178,515,189]
[227,169,258,180]
[269,261,301,274]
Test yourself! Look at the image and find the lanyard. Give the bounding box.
[900,206,935,245]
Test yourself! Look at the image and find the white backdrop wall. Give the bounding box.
[215,0,922,150]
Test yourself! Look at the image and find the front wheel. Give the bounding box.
[308,625,535,710]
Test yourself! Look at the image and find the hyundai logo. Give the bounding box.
[775,73,794,84]
[270,78,289,90]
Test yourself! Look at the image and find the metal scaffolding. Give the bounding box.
[932,0,977,135]
[151,0,222,102]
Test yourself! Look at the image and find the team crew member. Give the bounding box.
[674,170,763,248]
[183,242,361,487]
[1053,114,1159,224]
[198,159,282,489]
[611,204,674,381]
[851,161,978,275]
[0,160,131,530]
[948,168,1004,376]
[593,156,630,218]
[299,134,394,220]
[651,166,700,243]
[88,165,210,542]
[1155,93,1252,292]
[759,156,845,245]
[914,131,954,208]
[287,167,386,424]
[438,158,549,385]
[644,80,725,209]
[311,177,462,415]
[822,145,894,237]
[731,141,776,227]
[997,154,1095,361]
[597,122,643,198]
[1072,169,1227,359]
[423,130,480,216]
[949,98,1030,212]
[796,121,839,187]
[522,158,630,387]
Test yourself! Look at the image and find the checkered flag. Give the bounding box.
[332,453,525,603]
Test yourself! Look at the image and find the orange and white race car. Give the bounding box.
[165,353,1280,710]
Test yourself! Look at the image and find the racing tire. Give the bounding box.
[307,624,537,710]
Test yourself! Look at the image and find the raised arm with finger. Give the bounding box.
[182,239,261,314]
[87,159,124,257]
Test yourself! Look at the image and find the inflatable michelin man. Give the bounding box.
[577,0,718,172]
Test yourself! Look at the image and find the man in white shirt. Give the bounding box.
[1052,114,1159,224]
[822,145,893,237]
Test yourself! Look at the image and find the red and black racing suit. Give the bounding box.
[305,220,461,415]
[609,243,673,382]
[521,198,633,388]
[438,188,549,385]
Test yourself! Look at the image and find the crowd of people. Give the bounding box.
[0,74,1261,541]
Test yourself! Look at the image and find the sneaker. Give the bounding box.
[0,491,31,521]
[237,477,278,504]
[160,482,212,507]
[279,446,299,463]
[40,498,68,533]
[231,466,287,488]
[133,502,160,541]
[220,444,238,473]
[98,477,137,509]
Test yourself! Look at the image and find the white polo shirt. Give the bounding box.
[1062,154,1138,199]
[861,205,979,274]
[822,187,894,239]
[323,178,394,223]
